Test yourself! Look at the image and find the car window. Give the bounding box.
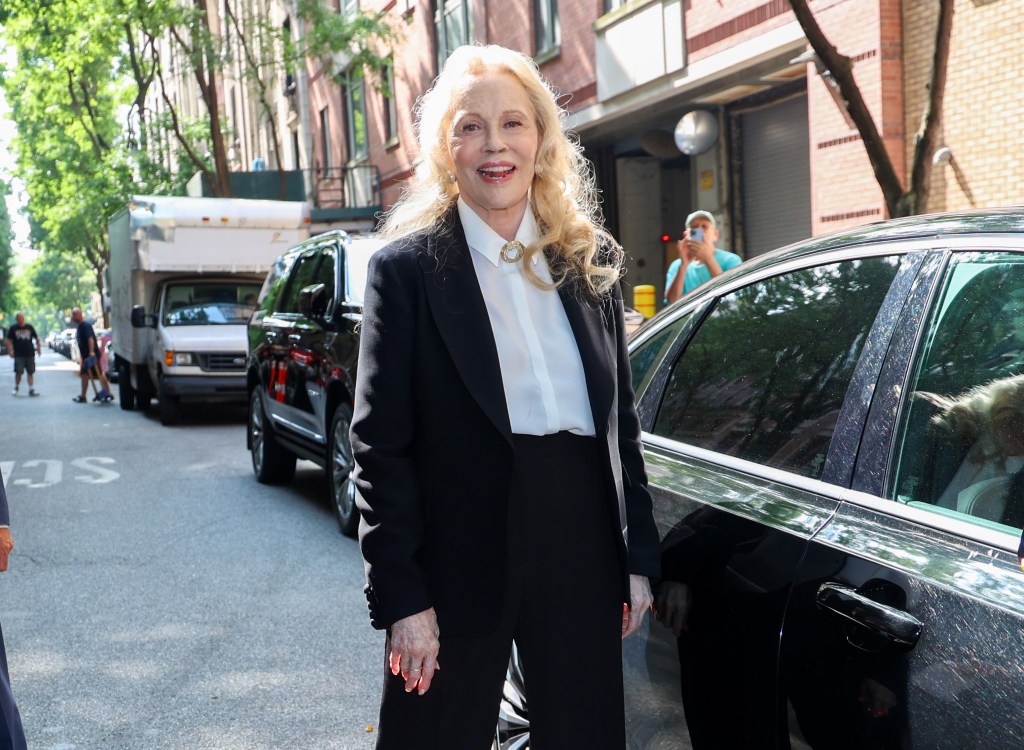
[314,246,337,318]
[653,256,900,479]
[255,251,297,315]
[890,253,1024,534]
[630,313,691,404]
[278,252,322,314]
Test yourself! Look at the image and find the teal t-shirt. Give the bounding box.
[664,249,742,302]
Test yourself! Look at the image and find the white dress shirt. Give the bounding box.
[458,199,596,437]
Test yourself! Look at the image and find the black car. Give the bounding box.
[246,230,384,536]
[496,208,1024,749]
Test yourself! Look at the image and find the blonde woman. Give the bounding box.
[351,45,660,748]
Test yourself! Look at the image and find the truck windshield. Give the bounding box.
[162,282,262,326]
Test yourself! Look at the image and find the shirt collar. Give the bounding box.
[458,198,540,268]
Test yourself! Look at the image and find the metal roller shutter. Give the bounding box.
[740,95,811,258]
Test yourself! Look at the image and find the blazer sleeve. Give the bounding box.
[351,246,434,629]
[611,279,662,579]
[0,471,10,527]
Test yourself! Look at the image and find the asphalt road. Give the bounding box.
[0,351,382,749]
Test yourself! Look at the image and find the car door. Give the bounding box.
[779,243,1024,749]
[624,250,911,749]
[288,241,340,441]
[262,248,322,435]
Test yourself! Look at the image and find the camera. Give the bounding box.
[689,227,704,242]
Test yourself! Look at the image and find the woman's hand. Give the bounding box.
[389,607,440,695]
[0,528,13,573]
[622,574,653,638]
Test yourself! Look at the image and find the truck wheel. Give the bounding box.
[158,383,179,426]
[328,402,359,537]
[249,390,296,483]
[118,362,136,411]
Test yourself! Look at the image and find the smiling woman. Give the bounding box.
[351,44,660,750]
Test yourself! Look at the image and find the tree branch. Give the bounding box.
[903,0,954,216]
[788,0,904,216]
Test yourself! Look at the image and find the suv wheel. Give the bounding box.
[328,402,358,537]
[250,389,296,483]
[494,643,530,749]
[158,382,179,426]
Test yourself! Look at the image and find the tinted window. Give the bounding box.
[314,247,337,318]
[278,253,322,314]
[653,257,899,479]
[630,313,690,404]
[891,254,1024,532]
[257,252,297,312]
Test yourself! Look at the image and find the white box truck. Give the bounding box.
[108,195,310,425]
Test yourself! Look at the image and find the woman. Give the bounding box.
[351,44,660,749]
[1,475,27,750]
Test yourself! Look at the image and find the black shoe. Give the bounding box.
[72,395,87,403]
[29,389,39,397]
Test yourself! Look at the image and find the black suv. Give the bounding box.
[246,230,384,536]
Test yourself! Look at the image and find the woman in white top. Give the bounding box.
[351,44,660,748]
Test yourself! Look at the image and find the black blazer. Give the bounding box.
[351,211,661,636]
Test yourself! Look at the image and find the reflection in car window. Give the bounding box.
[630,314,690,405]
[279,253,322,314]
[256,252,297,312]
[653,257,899,479]
[891,254,1024,533]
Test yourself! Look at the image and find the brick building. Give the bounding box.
[150,1,1022,304]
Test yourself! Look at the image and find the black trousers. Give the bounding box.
[375,431,626,749]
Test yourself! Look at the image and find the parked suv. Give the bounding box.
[246,230,384,536]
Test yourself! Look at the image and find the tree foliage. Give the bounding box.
[0,180,13,314]
[0,0,397,315]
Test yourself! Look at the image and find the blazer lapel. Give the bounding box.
[419,217,513,443]
[559,285,615,435]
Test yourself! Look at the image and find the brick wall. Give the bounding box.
[806,0,904,236]
[904,0,1024,212]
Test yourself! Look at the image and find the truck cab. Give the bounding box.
[109,195,310,426]
[126,277,263,424]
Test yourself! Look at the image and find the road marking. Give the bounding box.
[0,458,120,488]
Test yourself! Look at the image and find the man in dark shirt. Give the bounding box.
[4,313,41,397]
[72,307,112,403]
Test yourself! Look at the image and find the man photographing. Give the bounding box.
[664,210,742,304]
[5,312,42,397]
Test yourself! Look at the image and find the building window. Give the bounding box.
[534,0,559,56]
[383,61,398,144]
[340,0,358,15]
[319,106,332,174]
[292,130,301,169]
[434,0,473,70]
[342,70,368,162]
[603,0,626,12]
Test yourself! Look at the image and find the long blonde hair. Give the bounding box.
[379,44,621,297]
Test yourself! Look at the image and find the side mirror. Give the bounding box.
[130,305,149,328]
[298,283,328,320]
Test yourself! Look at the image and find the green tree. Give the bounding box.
[0,180,14,315]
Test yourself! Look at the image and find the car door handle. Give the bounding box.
[287,334,302,341]
[815,582,923,647]
[265,331,279,340]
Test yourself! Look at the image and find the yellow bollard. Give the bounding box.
[634,284,656,318]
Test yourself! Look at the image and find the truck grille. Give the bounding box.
[198,352,247,372]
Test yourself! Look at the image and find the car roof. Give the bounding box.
[741,207,1024,277]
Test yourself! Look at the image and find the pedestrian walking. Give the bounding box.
[0,474,28,750]
[351,44,660,749]
[4,313,41,397]
[70,308,112,403]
